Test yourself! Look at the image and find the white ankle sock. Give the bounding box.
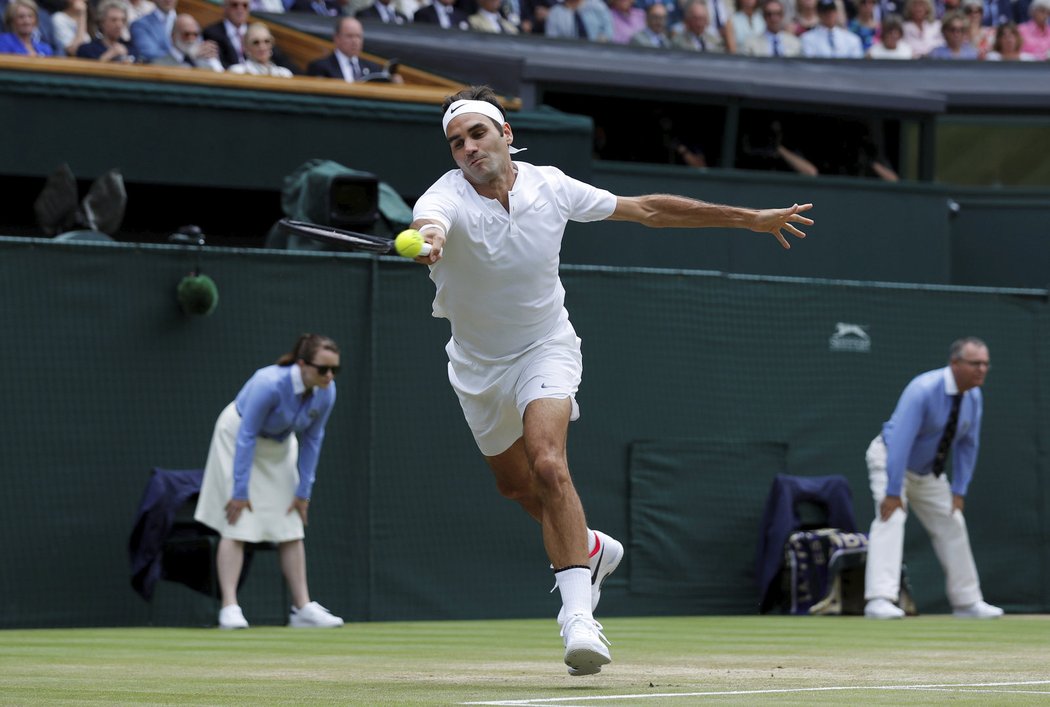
[555,566,592,619]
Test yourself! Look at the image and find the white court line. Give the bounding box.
[463,680,1050,705]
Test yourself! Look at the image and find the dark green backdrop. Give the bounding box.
[1,237,1046,628]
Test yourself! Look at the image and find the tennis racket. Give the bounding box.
[276,218,433,257]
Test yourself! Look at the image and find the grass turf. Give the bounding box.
[1,615,1048,705]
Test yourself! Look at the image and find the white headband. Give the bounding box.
[442,99,527,154]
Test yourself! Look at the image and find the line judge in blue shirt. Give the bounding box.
[195,333,344,629]
[863,337,1003,620]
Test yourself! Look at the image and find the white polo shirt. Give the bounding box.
[413,161,616,361]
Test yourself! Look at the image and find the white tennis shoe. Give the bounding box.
[289,601,344,628]
[218,604,249,629]
[561,614,611,677]
[557,530,624,626]
[864,598,905,620]
[952,600,1003,619]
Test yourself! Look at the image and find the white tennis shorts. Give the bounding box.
[447,319,583,457]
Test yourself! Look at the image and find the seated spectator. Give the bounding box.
[738,119,818,175]
[126,0,157,29]
[545,0,614,40]
[732,0,766,49]
[519,0,554,33]
[251,0,287,11]
[307,16,398,81]
[1018,0,1050,57]
[927,9,978,55]
[151,13,224,69]
[228,22,292,75]
[636,0,680,26]
[356,0,409,23]
[609,0,646,42]
[960,0,993,56]
[902,0,943,55]
[705,0,737,52]
[630,1,671,45]
[935,0,961,19]
[982,0,1015,26]
[671,0,725,49]
[867,12,913,56]
[291,0,347,16]
[985,20,1038,58]
[414,0,470,28]
[743,0,801,54]
[77,0,137,61]
[130,0,176,62]
[801,0,863,55]
[51,0,89,56]
[848,0,879,51]
[394,0,425,20]
[203,0,299,71]
[0,0,53,54]
[791,0,819,35]
[468,0,519,32]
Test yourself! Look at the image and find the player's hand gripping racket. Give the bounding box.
[277,218,433,258]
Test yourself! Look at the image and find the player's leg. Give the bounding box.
[216,537,249,628]
[487,443,623,625]
[521,397,588,569]
[280,539,344,627]
[863,435,907,618]
[523,397,610,675]
[279,539,310,610]
[486,438,543,522]
[906,475,998,616]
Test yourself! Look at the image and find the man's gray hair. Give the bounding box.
[949,337,987,361]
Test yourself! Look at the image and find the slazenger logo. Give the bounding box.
[829,322,871,353]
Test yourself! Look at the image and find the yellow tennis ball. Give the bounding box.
[394,229,425,258]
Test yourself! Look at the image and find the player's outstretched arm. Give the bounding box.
[608,195,813,249]
[408,219,447,264]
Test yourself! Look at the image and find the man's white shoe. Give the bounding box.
[218,604,249,629]
[953,600,1004,619]
[561,614,611,677]
[557,531,625,626]
[289,601,344,628]
[864,598,905,620]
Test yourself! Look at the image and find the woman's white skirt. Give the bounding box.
[194,402,305,542]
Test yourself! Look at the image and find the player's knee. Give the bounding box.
[530,454,572,494]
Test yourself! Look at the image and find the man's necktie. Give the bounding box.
[828,27,835,52]
[772,33,781,56]
[573,10,588,39]
[932,394,962,477]
[350,57,361,80]
[712,0,723,28]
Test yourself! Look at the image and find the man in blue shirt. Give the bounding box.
[864,337,1003,619]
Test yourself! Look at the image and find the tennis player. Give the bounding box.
[194,333,344,630]
[409,85,813,675]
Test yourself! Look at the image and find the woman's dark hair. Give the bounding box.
[277,333,340,366]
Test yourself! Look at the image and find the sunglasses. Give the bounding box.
[305,361,340,376]
[249,37,273,45]
[179,30,200,37]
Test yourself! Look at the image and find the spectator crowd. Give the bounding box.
[2,0,1048,65]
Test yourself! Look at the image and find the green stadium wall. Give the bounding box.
[1,237,1047,628]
